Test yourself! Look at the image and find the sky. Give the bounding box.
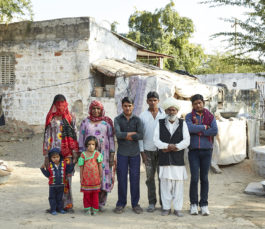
[30,0,246,54]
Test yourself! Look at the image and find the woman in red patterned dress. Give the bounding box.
[79,136,103,215]
[43,94,79,212]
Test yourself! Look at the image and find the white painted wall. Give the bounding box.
[197,73,265,90]
[88,19,137,63]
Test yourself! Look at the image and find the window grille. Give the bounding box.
[0,54,15,85]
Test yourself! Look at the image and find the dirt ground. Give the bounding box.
[0,134,265,229]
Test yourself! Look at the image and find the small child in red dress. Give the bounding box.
[78,136,103,215]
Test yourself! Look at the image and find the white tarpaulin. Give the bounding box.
[213,118,247,165]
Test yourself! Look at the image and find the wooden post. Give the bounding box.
[158,57,163,69]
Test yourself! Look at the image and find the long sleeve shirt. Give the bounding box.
[138,108,166,152]
[185,112,218,149]
[153,117,190,181]
[114,113,143,157]
[153,118,190,151]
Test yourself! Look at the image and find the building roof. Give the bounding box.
[111,32,145,50]
[91,58,218,99]
[137,49,174,59]
[112,32,174,60]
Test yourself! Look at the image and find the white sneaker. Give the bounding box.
[201,206,210,216]
[190,204,198,215]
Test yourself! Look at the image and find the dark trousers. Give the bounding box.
[83,191,99,210]
[116,154,140,208]
[188,149,212,207]
[145,150,161,205]
[49,186,64,212]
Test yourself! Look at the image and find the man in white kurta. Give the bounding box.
[153,97,190,216]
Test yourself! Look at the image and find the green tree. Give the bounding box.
[201,0,265,67]
[195,52,265,75]
[127,1,206,74]
[111,21,119,33]
[0,0,33,23]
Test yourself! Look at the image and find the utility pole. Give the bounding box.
[231,18,238,73]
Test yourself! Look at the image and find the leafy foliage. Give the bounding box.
[111,21,119,33]
[127,1,206,74]
[0,0,33,23]
[195,52,265,74]
[201,0,265,67]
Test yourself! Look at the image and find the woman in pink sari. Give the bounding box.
[79,100,115,211]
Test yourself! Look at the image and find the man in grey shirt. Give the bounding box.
[113,97,144,214]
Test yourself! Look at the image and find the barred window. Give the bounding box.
[0,54,15,85]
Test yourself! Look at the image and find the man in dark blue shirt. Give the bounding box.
[113,97,144,214]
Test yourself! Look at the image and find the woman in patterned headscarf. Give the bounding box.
[43,94,78,212]
[79,100,115,211]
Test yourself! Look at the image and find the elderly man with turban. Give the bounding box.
[153,97,190,217]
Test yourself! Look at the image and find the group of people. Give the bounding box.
[41,91,218,217]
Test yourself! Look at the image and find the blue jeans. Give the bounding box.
[49,186,64,212]
[116,154,140,208]
[188,149,212,207]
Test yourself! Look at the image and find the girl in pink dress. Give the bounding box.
[79,136,103,215]
[79,100,115,210]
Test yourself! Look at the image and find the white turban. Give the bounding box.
[162,97,180,111]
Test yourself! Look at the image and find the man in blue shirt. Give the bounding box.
[186,94,218,216]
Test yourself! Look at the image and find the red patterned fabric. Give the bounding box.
[88,100,114,130]
[44,101,78,157]
[47,161,66,185]
[45,101,72,128]
[80,151,101,192]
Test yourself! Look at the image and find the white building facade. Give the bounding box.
[0,17,138,126]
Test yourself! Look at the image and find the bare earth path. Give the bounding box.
[0,134,264,229]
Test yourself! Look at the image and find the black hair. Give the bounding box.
[147,91,159,100]
[84,136,98,149]
[190,94,204,104]
[121,97,134,105]
[52,94,66,105]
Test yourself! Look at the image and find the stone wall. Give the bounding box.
[0,39,91,126]
[0,17,138,129]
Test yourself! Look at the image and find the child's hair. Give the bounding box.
[84,136,98,149]
[48,148,63,161]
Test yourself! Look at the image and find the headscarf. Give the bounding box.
[88,100,114,130]
[44,96,78,157]
[45,101,72,128]
[162,97,180,111]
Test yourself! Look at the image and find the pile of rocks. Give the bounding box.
[0,118,43,142]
